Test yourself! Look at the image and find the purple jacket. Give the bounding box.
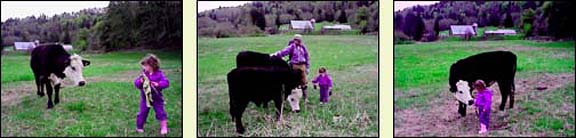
[312,73,333,87]
[134,69,170,92]
[474,89,493,110]
[274,42,310,69]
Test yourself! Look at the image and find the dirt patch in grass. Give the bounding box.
[395,73,575,136]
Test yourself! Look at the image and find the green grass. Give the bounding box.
[394,40,575,136]
[1,50,182,137]
[198,34,378,136]
[395,40,574,90]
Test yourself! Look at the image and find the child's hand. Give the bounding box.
[151,82,159,87]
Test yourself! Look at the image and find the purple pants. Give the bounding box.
[478,107,490,127]
[319,85,330,103]
[136,90,167,129]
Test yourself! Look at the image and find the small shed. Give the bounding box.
[450,25,477,36]
[62,44,74,51]
[485,29,517,36]
[14,42,37,51]
[289,20,314,30]
[322,24,352,30]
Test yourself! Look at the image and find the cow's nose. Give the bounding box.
[294,110,300,113]
[78,81,86,86]
[468,100,474,105]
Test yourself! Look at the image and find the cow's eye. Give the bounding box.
[459,91,463,94]
[71,67,76,71]
[290,98,294,102]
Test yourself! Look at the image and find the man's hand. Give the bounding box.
[151,81,159,87]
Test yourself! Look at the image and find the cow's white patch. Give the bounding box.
[454,80,474,105]
[49,73,62,86]
[287,87,303,112]
[63,54,87,86]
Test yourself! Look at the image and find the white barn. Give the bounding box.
[289,20,314,30]
[322,24,352,30]
[14,42,37,51]
[450,25,477,36]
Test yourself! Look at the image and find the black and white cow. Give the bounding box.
[227,51,304,134]
[30,43,91,109]
[449,51,517,116]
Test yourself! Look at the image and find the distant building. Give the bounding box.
[449,25,477,36]
[14,42,36,51]
[289,20,314,30]
[485,29,517,36]
[322,24,352,30]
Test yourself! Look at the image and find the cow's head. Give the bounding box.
[63,54,90,86]
[286,87,303,113]
[453,80,474,105]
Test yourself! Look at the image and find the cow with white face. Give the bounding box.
[31,44,90,109]
[453,80,474,106]
[287,87,303,113]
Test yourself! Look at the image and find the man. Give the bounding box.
[271,34,310,103]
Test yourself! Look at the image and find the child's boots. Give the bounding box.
[160,120,169,135]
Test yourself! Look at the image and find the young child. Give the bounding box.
[134,54,170,135]
[311,67,333,105]
[474,80,492,134]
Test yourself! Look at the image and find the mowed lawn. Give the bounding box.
[1,50,182,137]
[198,35,378,137]
[394,40,575,136]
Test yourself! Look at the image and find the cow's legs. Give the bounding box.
[35,75,45,97]
[232,101,248,134]
[45,80,54,109]
[273,97,283,121]
[498,80,514,110]
[458,101,467,117]
[509,82,515,109]
[54,84,61,105]
[498,81,511,111]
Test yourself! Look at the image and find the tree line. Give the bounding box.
[394,1,574,42]
[197,1,379,38]
[1,1,182,52]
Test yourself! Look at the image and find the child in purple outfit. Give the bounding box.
[134,54,170,135]
[312,67,333,104]
[474,80,492,134]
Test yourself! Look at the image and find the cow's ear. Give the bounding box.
[82,60,91,66]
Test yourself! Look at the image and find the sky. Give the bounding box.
[1,1,109,22]
[198,1,251,13]
[394,1,439,12]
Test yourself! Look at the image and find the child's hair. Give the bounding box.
[318,67,327,73]
[140,54,160,72]
[474,80,486,90]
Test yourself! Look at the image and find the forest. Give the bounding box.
[394,1,574,42]
[1,1,182,52]
[197,1,379,38]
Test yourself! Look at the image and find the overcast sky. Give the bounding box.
[198,1,251,13]
[394,1,439,12]
[1,1,109,22]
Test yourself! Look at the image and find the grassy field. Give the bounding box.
[1,50,182,137]
[198,35,378,136]
[394,40,575,136]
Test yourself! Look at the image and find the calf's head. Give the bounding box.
[286,87,303,112]
[63,54,90,86]
[453,80,474,105]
